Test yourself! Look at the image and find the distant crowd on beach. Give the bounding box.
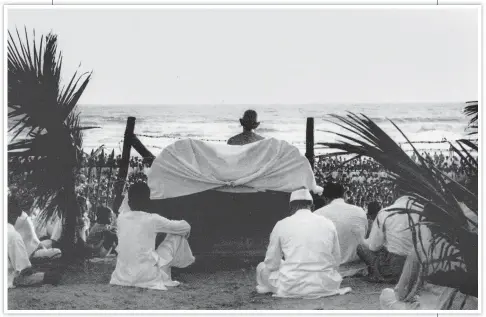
[314,151,475,214]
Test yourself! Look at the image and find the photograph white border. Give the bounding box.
[2,3,483,316]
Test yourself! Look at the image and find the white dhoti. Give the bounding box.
[256,262,278,294]
[31,248,62,260]
[157,234,195,286]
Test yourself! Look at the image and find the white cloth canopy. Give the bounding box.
[148,138,319,200]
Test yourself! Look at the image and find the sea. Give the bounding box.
[60,103,475,156]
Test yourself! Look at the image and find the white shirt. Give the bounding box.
[364,196,421,256]
[14,212,41,257]
[263,209,343,298]
[8,224,32,288]
[33,213,62,242]
[314,198,368,264]
[110,210,192,290]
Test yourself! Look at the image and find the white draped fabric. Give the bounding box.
[8,224,31,288]
[14,212,41,257]
[148,138,320,199]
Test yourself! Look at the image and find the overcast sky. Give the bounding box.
[8,6,479,105]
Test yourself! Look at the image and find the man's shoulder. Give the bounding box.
[314,205,332,215]
[345,203,367,215]
[315,214,338,231]
[227,134,243,144]
[7,224,23,243]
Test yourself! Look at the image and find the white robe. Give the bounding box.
[256,209,351,298]
[314,198,368,264]
[110,207,195,290]
[33,213,63,242]
[15,212,61,259]
[8,224,32,288]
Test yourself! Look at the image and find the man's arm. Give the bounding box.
[331,225,341,268]
[362,213,385,251]
[151,214,191,236]
[263,222,282,272]
[8,232,32,274]
[354,210,367,244]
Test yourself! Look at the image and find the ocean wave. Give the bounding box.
[319,115,463,124]
[257,127,280,133]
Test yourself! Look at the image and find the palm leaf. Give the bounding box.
[8,27,92,261]
[320,108,478,296]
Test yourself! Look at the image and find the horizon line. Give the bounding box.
[79,101,472,107]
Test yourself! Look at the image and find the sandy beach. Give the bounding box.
[8,258,391,310]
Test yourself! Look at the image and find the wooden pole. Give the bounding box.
[131,135,156,166]
[112,117,136,213]
[305,117,315,171]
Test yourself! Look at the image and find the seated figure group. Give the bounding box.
[8,176,477,310]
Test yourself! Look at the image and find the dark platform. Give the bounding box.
[150,190,291,256]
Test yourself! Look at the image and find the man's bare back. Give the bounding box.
[227,131,264,145]
[227,110,265,145]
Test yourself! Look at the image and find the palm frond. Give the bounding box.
[320,110,478,296]
[8,27,92,242]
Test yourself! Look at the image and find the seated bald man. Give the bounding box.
[227,109,264,145]
[256,188,351,298]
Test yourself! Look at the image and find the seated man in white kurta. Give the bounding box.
[8,196,61,288]
[15,208,62,261]
[256,188,351,299]
[314,182,368,264]
[110,182,195,290]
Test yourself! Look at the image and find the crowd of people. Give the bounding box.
[314,150,474,214]
[7,109,477,311]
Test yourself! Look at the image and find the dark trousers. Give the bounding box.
[357,244,407,283]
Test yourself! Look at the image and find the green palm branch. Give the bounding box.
[318,110,478,297]
[8,27,93,261]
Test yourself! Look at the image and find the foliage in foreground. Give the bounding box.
[318,104,478,297]
[8,28,92,261]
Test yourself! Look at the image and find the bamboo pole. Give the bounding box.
[112,117,136,214]
[305,117,315,171]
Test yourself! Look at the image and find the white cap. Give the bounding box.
[290,188,313,202]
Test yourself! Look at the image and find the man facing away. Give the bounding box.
[110,182,195,290]
[357,195,421,283]
[14,203,62,261]
[256,188,351,299]
[86,206,118,258]
[227,109,264,145]
[8,196,61,288]
[314,182,368,265]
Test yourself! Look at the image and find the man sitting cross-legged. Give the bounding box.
[86,206,118,258]
[314,182,368,264]
[8,196,61,288]
[256,188,351,299]
[110,182,195,290]
[13,199,62,262]
[357,196,421,283]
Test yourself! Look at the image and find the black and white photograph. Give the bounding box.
[6,4,480,312]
